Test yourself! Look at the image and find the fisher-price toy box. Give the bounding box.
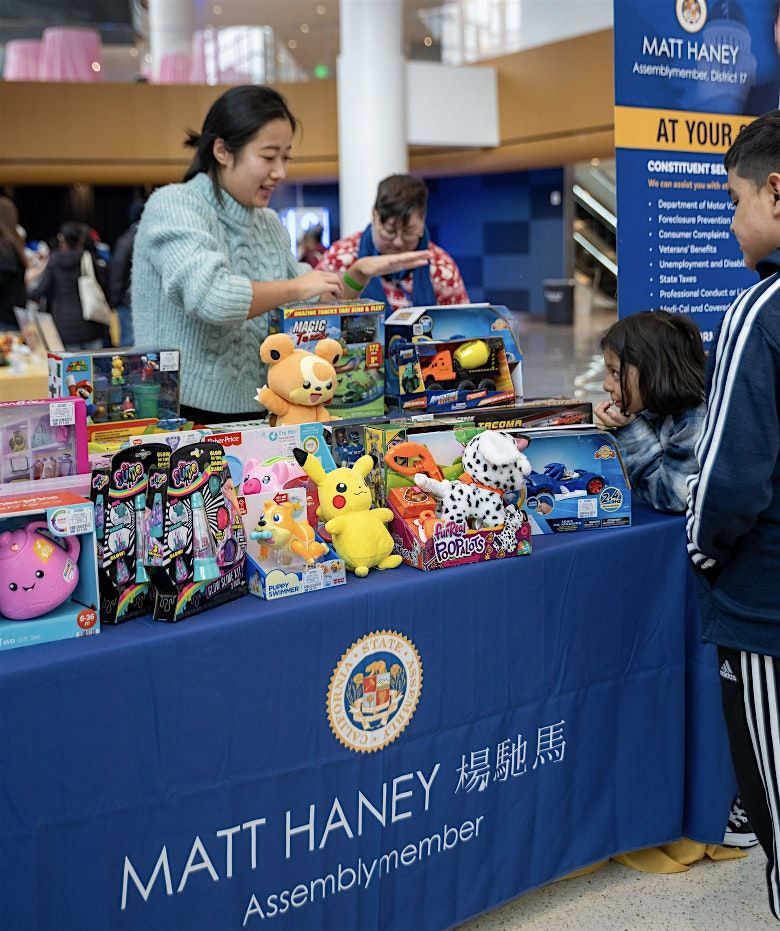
[47,348,180,424]
[0,491,100,650]
[0,397,89,486]
[244,488,346,600]
[375,424,532,570]
[268,299,385,419]
[514,427,632,534]
[385,303,524,401]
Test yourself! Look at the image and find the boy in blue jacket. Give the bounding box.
[687,109,780,920]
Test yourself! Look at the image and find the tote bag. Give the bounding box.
[78,250,111,325]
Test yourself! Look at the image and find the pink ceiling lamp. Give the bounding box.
[39,26,104,82]
[3,40,42,81]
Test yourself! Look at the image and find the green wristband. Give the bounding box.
[343,271,364,292]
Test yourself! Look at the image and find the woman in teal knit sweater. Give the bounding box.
[132,85,429,423]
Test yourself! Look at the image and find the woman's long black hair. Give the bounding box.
[184,85,297,201]
[601,310,705,416]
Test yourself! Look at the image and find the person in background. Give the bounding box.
[131,85,428,424]
[298,224,326,269]
[745,1,780,116]
[687,110,780,919]
[317,174,469,315]
[0,197,28,330]
[29,221,108,350]
[110,201,144,346]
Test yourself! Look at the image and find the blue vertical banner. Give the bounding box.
[614,0,779,347]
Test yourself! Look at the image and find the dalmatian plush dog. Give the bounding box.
[415,430,531,530]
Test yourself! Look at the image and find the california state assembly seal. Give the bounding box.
[327,630,422,752]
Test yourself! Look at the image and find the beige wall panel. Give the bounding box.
[0,30,613,185]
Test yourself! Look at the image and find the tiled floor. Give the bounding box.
[459,288,776,929]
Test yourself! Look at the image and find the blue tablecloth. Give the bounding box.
[0,502,735,931]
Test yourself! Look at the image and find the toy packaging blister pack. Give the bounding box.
[244,487,345,600]
[0,491,99,650]
[390,336,516,414]
[268,299,385,419]
[145,441,247,622]
[385,303,524,400]
[512,427,632,534]
[209,422,338,520]
[379,425,533,571]
[47,348,180,424]
[0,398,89,485]
[91,445,161,623]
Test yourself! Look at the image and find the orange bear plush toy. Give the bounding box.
[256,333,343,426]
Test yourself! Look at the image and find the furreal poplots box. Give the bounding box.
[268,299,385,419]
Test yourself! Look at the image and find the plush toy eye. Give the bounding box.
[325,382,333,390]
[8,582,17,591]
[273,513,282,523]
[261,475,270,484]
[336,482,347,493]
[35,570,44,579]
[303,381,311,389]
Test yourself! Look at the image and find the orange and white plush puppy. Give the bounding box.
[256,333,343,426]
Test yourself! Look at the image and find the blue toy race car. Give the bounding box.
[525,462,606,498]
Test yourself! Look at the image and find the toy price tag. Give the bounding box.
[49,401,76,426]
[159,351,179,372]
[48,505,94,536]
[302,566,323,591]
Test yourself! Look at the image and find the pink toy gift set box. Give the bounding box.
[0,397,89,486]
[0,491,100,650]
[377,423,533,571]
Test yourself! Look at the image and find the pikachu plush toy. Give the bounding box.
[292,450,402,577]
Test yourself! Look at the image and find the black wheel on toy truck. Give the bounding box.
[457,379,476,390]
[477,378,496,391]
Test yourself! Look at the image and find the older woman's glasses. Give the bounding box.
[373,219,425,246]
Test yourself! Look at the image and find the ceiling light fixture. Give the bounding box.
[288,39,298,49]
[301,23,310,33]
[423,36,433,47]
[213,4,222,13]
[144,52,152,64]
[91,61,101,72]
[316,4,326,13]
[128,47,139,57]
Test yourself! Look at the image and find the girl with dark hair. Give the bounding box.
[132,85,427,423]
[0,197,28,329]
[596,310,706,513]
[29,221,108,350]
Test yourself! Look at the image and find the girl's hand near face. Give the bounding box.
[595,400,636,428]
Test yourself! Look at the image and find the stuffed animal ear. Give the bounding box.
[293,447,327,486]
[352,455,375,480]
[314,338,343,367]
[513,434,530,452]
[260,333,295,365]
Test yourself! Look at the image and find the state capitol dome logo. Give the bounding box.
[327,630,422,752]
[676,0,707,32]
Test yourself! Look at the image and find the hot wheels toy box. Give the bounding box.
[48,348,180,424]
[385,303,524,399]
[268,299,385,419]
[244,487,346,600]
[0,491,99,650]
[0,397,89,485]
[377,426,532,570]
[389,336,516,414]
[515,427,631,534]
